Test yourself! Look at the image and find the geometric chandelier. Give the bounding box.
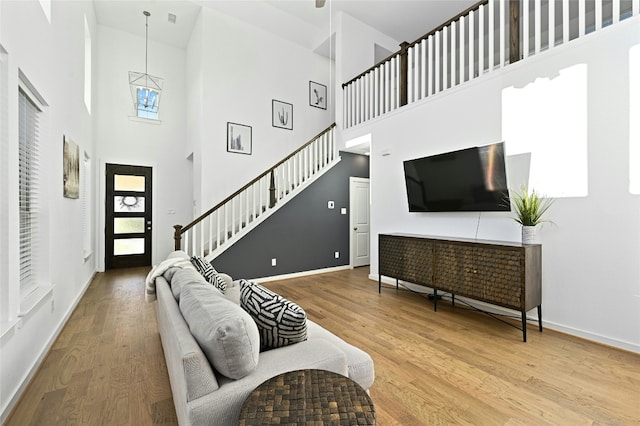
[129,11,163,119]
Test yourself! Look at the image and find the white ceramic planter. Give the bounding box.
[522,226,538,244]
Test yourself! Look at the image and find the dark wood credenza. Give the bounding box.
[378,233,542,342]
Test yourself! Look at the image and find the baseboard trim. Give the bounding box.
[369,274,640,354]
[254,265,352,283]
[1,271,97,424]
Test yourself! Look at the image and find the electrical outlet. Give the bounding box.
[271,258,277,267]
[334,251,340,259]
[328,201,335,209]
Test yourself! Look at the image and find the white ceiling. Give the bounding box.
[93,0,479,51]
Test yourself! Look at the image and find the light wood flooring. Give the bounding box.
[6,267,640,425]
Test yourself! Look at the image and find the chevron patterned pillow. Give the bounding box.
[239,279,307,351]
[190,255,228,293]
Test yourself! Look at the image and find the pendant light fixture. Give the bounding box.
[128,11,163,119]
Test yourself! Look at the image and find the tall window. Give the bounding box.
[82,152,92,259]
[84,15,91,114]
[18,87,41,297]
[0,45,8,323]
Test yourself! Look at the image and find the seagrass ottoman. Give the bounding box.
[238,369,375,425]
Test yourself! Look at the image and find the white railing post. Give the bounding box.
[534,0,541,54]
[460,16,466,81]
[208,214,213,255]
[451,21,457,86]
[428,35,434,95]
[469,9,475,80]
[435,31,441,93]
[413,45,420,101]
[420,39,427,98]
[478,5,484,76]
[549,0,556,49]
[578,0,585,37]
[500,0,505,66]
[612,0,620,24]
[443,26,449,89]
[523,0,529,58]
[633,0,639,17]
[488,0,494,70]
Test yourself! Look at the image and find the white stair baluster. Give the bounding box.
[549,0,556,49]
[443,26,449,89]
[478,5,484,75]
[535,0,541,54]
[460,16,466,81]
[428,35,434,95]
[523,0,529,58]
[469,9,475,80]
[420,39,427,98]
[451,21,457,86]
[435,31,441,93]
[414,44,420,102]
[578,0,585,37]
[488,0,494,70]
[499,0,505,66]
[208,214,213,255]
[613,0,620,24]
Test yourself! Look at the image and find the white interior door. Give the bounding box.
[350,177,370,267]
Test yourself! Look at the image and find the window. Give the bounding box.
[0,45,8,325]
[84,14,92,114]
[82,152,92,259]
[18,87,42,298]
[136,87,159,119]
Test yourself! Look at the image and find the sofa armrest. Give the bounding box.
[187,339,349,426]
[155,277,219,405]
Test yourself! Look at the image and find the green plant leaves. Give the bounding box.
[510,185,554,226]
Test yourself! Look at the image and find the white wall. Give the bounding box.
[190,7,334,212]
[0,0,98,420]
[347,17,640,352]
[94,25,192,268]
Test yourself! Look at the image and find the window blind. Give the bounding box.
[18,88,40,297]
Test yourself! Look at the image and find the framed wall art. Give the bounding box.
[309,81,327,110]
[272,100,293,130]
[227,122,252,155]
[63,135,80,199]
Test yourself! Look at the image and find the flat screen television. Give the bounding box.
[403,142,510,212]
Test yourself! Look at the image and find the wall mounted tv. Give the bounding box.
[403,142,510,212]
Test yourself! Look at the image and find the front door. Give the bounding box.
[105,164,152,269]
[350,177,370,267]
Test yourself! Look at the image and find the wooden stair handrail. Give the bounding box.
[177,123,336,237]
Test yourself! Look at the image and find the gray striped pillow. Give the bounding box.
[239,279,307,351]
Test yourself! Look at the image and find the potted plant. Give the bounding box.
[509,185,554,244]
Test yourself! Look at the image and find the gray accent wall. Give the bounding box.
[212,152,370,279]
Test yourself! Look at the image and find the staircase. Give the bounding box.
[174,124,339,260]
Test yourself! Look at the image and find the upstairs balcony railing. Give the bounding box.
[174,124,338,259]
[342,0,639,128]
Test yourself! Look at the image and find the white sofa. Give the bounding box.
[154,252,375,426]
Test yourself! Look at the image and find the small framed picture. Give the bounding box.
[272,100,293,130]
[227,122,252,155]
[309,81,327,110]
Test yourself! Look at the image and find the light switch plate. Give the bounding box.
[341,208,347,215]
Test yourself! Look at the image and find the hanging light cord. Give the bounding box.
[144,11,150,87]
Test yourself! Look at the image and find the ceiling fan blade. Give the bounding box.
[316,0,326,8]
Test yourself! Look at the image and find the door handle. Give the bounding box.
[354,227,358,231]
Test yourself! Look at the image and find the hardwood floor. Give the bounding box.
[6,267,639,425]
